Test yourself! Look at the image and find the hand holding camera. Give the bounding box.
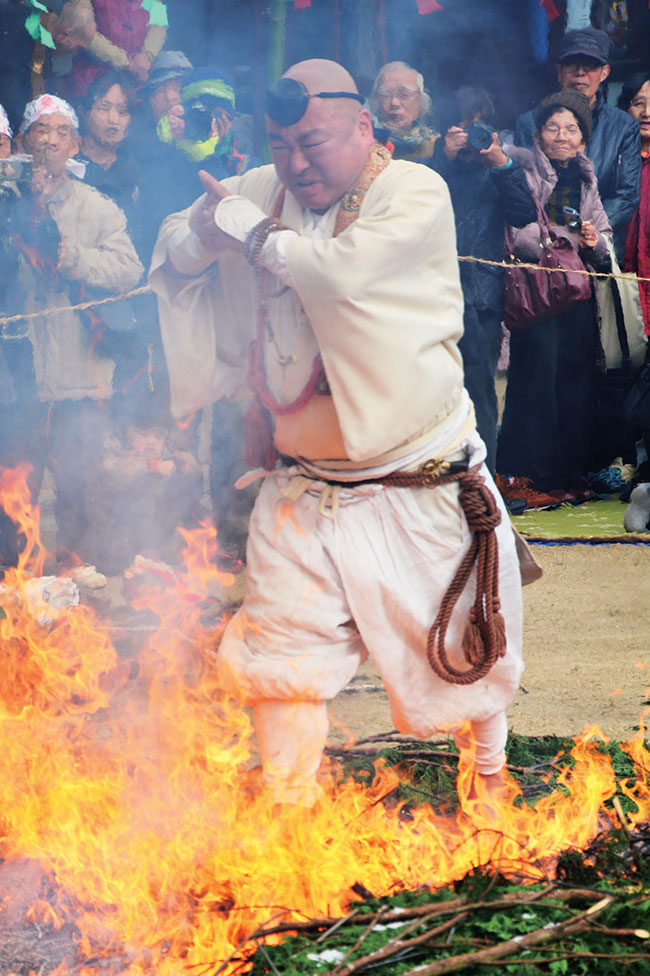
[577,218,598,250]
[167,103,185,141]
[443,126,469,161]
[561,206,597,248]
[445,122,507,167]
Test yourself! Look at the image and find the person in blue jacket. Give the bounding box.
[514,27,640,262]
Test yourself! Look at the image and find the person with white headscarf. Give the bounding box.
[11,94,143,569]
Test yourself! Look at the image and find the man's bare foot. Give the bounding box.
[459,766,510,823]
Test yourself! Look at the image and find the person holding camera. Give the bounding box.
[138,66,258,261]
[0,102,48,573]
[429,87,536,476]
[496,90,612,500]
[155,67,257,202]
[514,28,639,264]
[11,94,143,568]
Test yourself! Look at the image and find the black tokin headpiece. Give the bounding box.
[265,77,364,126]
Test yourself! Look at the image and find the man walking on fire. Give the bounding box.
[151,59,539,810]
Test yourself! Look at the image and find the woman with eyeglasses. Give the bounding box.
[496,90,612,504]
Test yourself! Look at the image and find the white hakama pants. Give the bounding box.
[218,435,524,804]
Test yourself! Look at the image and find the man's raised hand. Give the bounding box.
[189,170,241,252]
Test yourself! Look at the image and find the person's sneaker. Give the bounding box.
[495,474,559,510]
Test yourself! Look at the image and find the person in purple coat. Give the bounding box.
[497,90,612,498]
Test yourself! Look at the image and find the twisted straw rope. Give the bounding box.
[0,257,645,335]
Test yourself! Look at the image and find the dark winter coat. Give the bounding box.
[514,91,640,261]
[429,139,537,312]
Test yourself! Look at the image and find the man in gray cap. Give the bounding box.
[142,50,193,135]
[515,27,640,260]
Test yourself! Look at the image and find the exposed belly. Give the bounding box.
[273,395,348,461]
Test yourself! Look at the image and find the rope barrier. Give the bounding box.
[0,284,153,335]
[0,254,646,335]
[457,254,646,281]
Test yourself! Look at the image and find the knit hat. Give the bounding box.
[0,104,12,139]
[181,67,236,113]
[142,50,193,93]
[19,94,79,135]
[534,90,592,142]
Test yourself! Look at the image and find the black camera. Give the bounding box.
[183,100,215,143]
[562,206,582,231]
[465,121,494,151]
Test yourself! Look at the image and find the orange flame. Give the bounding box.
[0,467,648,975]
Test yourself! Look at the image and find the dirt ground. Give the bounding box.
[328,543,650,745]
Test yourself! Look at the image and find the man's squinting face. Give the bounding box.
[267,98,373,211]
[376,68,421,130]
[24,112,79,175]
[556,58,610,104]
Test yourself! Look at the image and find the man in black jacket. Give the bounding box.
[514,27,640,262]
[430,87,536,474]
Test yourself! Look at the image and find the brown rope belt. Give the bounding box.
[302,457,507,686]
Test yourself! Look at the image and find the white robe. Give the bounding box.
[150,158,528,805]
[149,159,465,462]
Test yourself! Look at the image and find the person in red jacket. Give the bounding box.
[55,0,169,97]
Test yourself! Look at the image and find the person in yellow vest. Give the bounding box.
[151,59,538,809]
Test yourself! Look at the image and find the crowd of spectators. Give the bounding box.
[0,12,260,577]
[1,12,650,580]
[371,28,649,514]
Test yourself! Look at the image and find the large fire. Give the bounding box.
[0,464,648,975]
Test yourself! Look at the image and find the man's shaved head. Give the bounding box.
[266,58,374,211]
[283,59,359,95]
[279,59,362,126]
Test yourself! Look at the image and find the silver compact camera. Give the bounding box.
[562,206,583,232]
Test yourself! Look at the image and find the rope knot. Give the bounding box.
[459,475,502,534]
[424,464,506,685]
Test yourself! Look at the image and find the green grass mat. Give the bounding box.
[510,497,650,542]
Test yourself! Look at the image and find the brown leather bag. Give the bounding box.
[502,200,593,331]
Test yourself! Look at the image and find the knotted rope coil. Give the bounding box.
[382,461,507,685]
